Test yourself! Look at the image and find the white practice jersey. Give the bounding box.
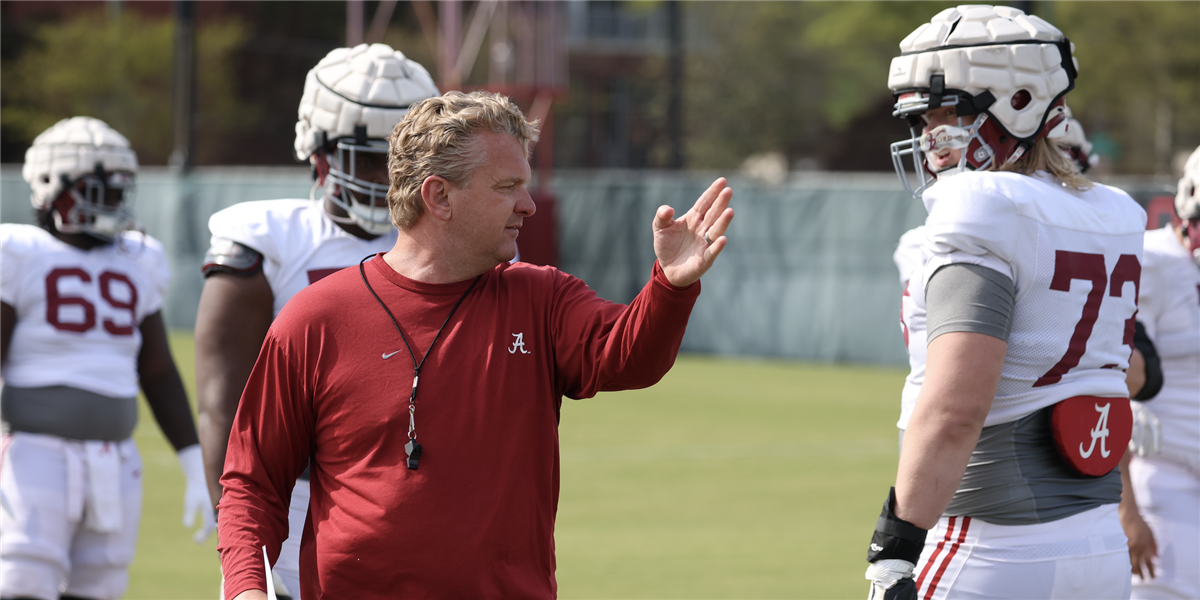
[894,226,926,286]
[894,226,927,430]
[1138,226,1200,473]
[0,225,169,398]
[899,172,1146,428]
[207,199,398,316]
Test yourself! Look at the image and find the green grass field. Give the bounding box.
[127,331,906,599]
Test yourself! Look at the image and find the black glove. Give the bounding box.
[864,487,928,600]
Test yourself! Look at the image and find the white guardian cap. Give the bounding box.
[1053,105,1097,174]
[887,5,1078,198]
[1176,145,1200,266]
[1177,146,1200,221]
[295,43,439,235]
[22,116,139,241]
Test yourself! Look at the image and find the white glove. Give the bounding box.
[866,559,917,600]
[178,444,216,543]
[1129,401,1163,458]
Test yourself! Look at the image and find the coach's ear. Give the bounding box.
[420,175,453,222]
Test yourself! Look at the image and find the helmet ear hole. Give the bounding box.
[1011,90,1032,110]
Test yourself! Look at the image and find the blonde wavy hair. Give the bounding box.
[385,91,540,230]
[996,136,1092,192]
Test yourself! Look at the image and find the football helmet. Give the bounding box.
[294,43,439,235]
[1052,106,1098,174]
[1176,145,1200,265]
[887,5,1078,198]
[22,117,138,242]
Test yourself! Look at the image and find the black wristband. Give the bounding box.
[867,487,928,564]
[1132,321,1163,401]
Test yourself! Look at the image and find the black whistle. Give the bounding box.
[405,441,423,470]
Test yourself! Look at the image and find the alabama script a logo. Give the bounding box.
[1078,402,1111,459]
[509,333,531,355]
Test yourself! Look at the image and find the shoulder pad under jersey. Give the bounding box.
[202,238,264,277]
[124,232,171,295]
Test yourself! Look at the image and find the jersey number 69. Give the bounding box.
[45,267,139,336]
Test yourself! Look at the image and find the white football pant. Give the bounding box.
[1130,456,1200,599]
[915,504,1131,600]
[0,432,142,600]
[276,477,309,600]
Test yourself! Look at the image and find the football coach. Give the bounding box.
[217,90,734,600]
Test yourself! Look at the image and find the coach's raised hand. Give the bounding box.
[653,177,735,288]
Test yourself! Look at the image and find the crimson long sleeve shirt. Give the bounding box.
[218,256,700,599]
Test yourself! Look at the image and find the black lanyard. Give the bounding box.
[359,255,479,469]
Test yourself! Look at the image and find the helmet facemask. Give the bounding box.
[50,164,137,242]
[890,92,992,199]
[321,126,393,236]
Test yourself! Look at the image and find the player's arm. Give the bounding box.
[865,332,1004,599]
[195,268,273,509]
[139,310,214,540]
[896,262,1012,528]
[1,301,15,368]
[866,263,1011,598]
[1119,450,1158,579]
[896,331,1005,527]
[139,310,199,449]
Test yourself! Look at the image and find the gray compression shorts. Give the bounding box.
[2,385,138,441]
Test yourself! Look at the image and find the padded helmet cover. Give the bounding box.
[888,5,1077,144]
[1176,145,1200,221]
[294,43,439,160]
[23,116,138,210]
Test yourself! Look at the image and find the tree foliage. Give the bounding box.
[1053,2,1200,174]
[684,1,1199,175]
[2,8,251,165]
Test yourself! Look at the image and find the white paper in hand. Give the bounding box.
[263,545,278,600]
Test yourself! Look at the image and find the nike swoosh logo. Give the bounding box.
[382,351,402,359]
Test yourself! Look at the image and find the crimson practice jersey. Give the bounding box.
[207,199,398,316]
[1138,226,1200,472]
[0,225,169,398]
[900,172,1146,428]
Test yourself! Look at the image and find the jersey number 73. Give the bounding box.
[1034,251,1140,388]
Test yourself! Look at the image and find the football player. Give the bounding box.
[1056,105,1099,174]
[1122,145,1200,599]
[194,43,438,599]
[892,107,1140,451]
[866,6,1145,599]
[0,117,210,600]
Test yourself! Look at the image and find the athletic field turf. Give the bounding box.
[128,331,906,599]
